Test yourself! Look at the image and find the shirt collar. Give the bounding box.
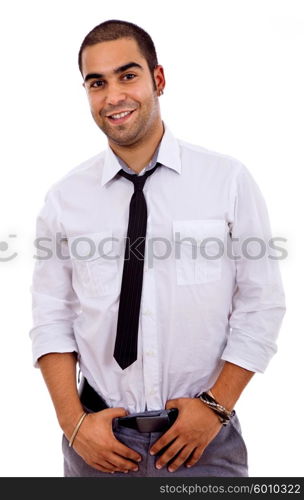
[100,121,181,187]
[117,143,160,176]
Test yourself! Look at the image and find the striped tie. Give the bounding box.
[113,162,160,369]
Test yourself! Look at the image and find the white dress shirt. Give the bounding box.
[29,122,286,413]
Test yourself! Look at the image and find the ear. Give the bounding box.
[154,65,166,95]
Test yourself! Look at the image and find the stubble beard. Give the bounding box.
[96,92,159,147]
[99,111,144,146]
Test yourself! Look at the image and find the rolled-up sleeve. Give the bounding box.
[221,163,286,372]
[29,189,80,367]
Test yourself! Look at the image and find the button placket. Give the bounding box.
[141,267,161,409]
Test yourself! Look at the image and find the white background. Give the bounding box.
[0,0,302,477]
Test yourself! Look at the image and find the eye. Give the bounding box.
[122,73,136,80]
[90,80,104,88]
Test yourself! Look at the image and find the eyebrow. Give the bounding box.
[84,62,144,83]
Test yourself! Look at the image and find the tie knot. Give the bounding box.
[118,162,160,191]
[132,174,146,192]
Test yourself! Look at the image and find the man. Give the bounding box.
[29,19,285,477]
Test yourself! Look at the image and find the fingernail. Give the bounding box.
[168,467,174,472]
[186,464,192,468]
[137,457,142,462]
[132,467,138,472]
[156,464,162,469]
[150,451,155,455]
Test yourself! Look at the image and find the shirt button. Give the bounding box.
[146,350,155,356]
[143,309,152,316]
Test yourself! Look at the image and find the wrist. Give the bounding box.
[58,405,86,438]
[196,391,234,426]
[68,411,88,448]
[208,387,235,412]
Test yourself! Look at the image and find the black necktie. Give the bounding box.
[114,162,160,369]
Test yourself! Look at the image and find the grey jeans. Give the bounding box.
[62,410,248,477]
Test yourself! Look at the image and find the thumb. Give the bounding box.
[107,406,129,418]
[165,399,177,410]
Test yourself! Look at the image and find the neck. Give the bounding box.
[108,118,164,174]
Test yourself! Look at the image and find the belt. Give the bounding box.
[79,378,178,433]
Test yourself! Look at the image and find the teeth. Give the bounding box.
[110,111,132,120]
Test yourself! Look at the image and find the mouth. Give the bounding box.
[106,109,136,125]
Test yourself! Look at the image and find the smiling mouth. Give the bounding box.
[106,109,136,124]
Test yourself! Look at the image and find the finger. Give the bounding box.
[90,460,118,474]
[184,444,205,469]
[154,438,185,470]
[98,455,135,473]
[149,427,178,456]
[108,452,140,472]
[90,454,135,474]
[93,464,115,473]
[113,439,142,463]
[166,444,195,472]
[91,464,130,474]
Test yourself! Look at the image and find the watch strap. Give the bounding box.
[197,391,234,426]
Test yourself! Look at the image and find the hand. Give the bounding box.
[71,407,142,473]
[149,397,222,472]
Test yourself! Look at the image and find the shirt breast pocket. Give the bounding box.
[173,219,226,286]
[68,232,119,297]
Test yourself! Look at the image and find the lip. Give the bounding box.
[106,109,135,125]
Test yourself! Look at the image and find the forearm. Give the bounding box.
[210,361,254,411]
[38,352,84,439]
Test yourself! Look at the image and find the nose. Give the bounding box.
[104,82,127,107]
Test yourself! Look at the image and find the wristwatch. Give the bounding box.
[197,390,234,426]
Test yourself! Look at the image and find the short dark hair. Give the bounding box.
[78,19,158,89]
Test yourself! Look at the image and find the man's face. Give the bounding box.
[81,38,163,147]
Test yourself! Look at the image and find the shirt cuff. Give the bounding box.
[30,323,79,368]
[221,328,278,373]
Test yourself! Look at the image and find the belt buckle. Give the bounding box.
[136,410,170,432]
